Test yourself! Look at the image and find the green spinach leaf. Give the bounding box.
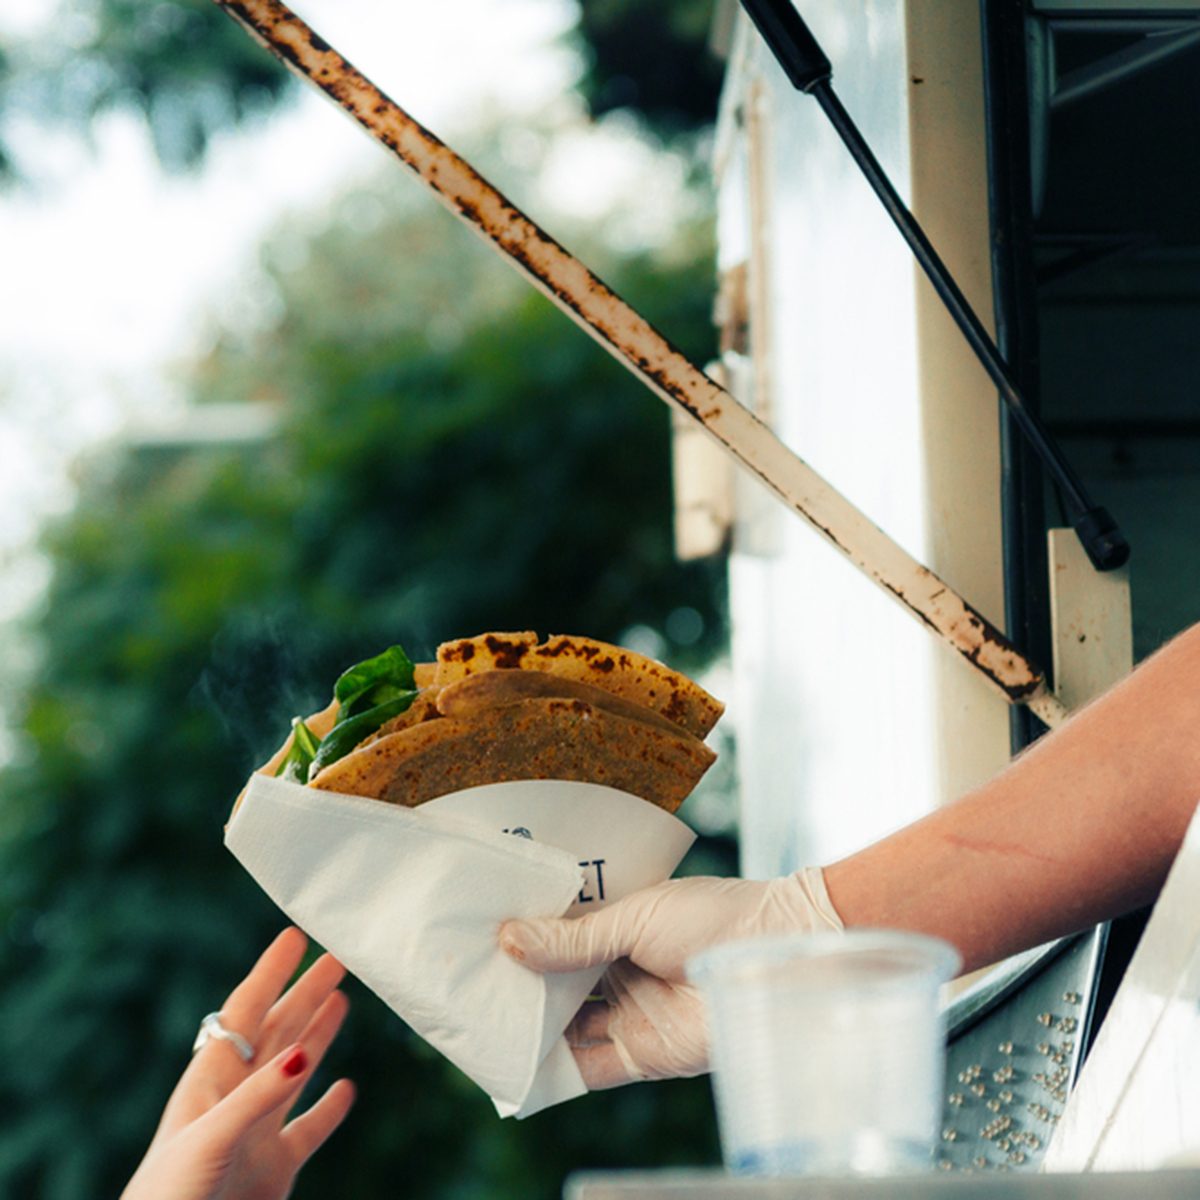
[333,644,416,718]
[275,717,322,783]
[308,691,418,779]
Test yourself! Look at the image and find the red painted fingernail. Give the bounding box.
[282,1047,308,1077]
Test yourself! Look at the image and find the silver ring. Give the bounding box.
[193,1012,255,1063]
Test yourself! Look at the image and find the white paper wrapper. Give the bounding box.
[225,774,695,1117]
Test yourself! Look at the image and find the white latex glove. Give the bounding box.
[499,868,843,1089]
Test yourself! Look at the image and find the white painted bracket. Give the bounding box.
[1048,527,1133,708]
[672,379,734,562]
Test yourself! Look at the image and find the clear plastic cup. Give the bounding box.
[688,928,960,1178]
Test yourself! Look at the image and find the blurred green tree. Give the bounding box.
[0,161,728,1195]
[0,0,721,177]
[574,0,724,135]
[0,0,289,175]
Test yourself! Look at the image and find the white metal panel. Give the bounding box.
[725,1,933,875]
[718,1,1011,875]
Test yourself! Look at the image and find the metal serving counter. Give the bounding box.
[566,1168,1200,1199]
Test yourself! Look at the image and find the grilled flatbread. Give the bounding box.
[433,632,724,739]
[309,695,715,814]
[241,631,722,816]
[434,669,687,739]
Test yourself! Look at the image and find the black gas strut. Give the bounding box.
[738,0,1130,571]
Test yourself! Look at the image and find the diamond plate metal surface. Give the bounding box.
[936,928,1107,1173]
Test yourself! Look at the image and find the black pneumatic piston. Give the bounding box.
[739,0,831,92]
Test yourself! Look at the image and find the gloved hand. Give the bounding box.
[499,868,843,1089]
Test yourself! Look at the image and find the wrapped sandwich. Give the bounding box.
[228,632,720,1116]
[247,632,723,815]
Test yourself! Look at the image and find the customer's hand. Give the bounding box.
[122,927,355,1200]
[501,869,842,1087]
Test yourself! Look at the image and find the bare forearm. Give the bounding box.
[824,623,1200,971]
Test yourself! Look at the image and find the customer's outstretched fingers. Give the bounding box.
[221,927,309,1045]
[202,1041,313,1148]
[294,989,350,1072]
[282,1079,357,1166]
[258,953,345,1058]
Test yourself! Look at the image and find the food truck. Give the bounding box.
[214,0,1200,1190]
[665,0,1200,1187]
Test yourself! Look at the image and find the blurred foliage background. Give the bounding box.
[0,1,732,1196]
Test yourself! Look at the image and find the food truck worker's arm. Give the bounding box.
[824,619,1200,971]
[501,622,1200,1087]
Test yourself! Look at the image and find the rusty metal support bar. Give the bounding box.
[211,0,1070,730]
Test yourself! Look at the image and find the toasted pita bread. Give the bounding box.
[309,696,715,814]
[433,632,723,739]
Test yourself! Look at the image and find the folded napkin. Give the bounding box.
[226,774,695,1116]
